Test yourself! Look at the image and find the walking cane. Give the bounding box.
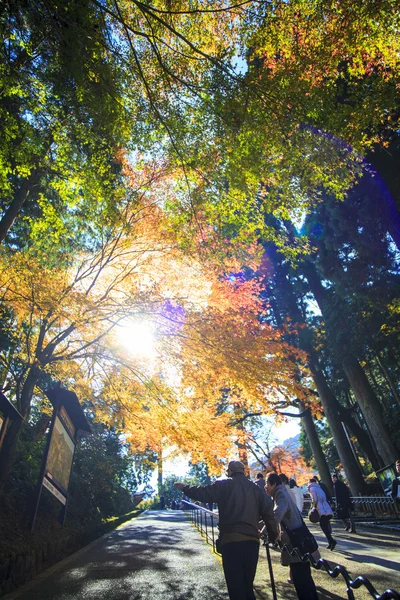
[261,528,278,600]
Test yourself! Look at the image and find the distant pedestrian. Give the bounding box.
[391,459,400,503]
[160,495,165,509]
[279,473,291,493]
[289,479,304,513]
[332,474,356,533]
[174,460,278,600]
[266,473,319,600]
[308,478,336,550]
[255,472,267,492]
[171,500,176,510]
[313,475,333,505]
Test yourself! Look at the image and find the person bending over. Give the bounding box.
[266,472,319,600]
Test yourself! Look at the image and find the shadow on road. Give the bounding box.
[4,510,229,600]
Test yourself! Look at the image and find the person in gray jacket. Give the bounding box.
[174,460,278,600]
[266,472,319,600]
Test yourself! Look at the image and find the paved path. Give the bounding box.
[3,512,399,600]
[2,511,229,600]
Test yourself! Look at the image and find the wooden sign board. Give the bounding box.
[30,388,91,531]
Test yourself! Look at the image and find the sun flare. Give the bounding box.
[116,319,156,360]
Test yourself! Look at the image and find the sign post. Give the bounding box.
[376,464,396,497]
[30,387,91,532]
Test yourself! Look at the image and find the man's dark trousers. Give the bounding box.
[290,562,318,600]
[221,540,259,600]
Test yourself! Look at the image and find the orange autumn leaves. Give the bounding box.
[0,159,309,472]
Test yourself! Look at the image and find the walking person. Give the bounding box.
[266,472,319,600]
[255,472,267,492]
[279,473,291,492]
[332,474,356,533]
[289,478,304,513]
[308,478,336,550]
[314,475,333,505]
[174,461,278,600]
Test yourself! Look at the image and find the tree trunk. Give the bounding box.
[367,145,400,252]
[157,444,163,497]
[335,402,381,471]
[374,351,400,409]
[343,357,396,466]
[0,171,40,243]
[0,416,25,490]
[0,366,39,490]
[311,366,368,495]
[303,261,396,467]
[300,402,333,496]
[235,406,249,470]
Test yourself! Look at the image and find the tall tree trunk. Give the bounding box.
[0,417,24,490]
[374,351,400,409]
[235,406,249,470]
[274,260,379,476]
[302,261,397,466]
[157,444,163,497]
[0,366,39,490]
[299,402,333,496]
[342,357,396,466]
[311,365,368,495]
[334,401,381,471]
[0,171,40,243]
[367,145,400,252]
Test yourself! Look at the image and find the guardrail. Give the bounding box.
[265,539,400,600]
[181,500,219,552]
[182,500,400,600]
[301,495,399,519]
[350,496,400,518]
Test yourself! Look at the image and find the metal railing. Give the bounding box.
[182,500,219,552]
[350,496,400,518]
[302,495,400,519]
[265,539,400,600]
[182,500,400,600]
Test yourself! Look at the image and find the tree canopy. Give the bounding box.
[0,0,399,501]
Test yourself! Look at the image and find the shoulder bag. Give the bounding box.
[282,520,318,556]
[308,507,320,523]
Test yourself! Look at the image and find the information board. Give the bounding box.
[45,416,75,495]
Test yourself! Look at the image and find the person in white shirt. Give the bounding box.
[289,478,304,513]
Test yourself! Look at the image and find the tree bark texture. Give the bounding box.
[0,366,39,490]
[375,351,400,409]
[274,262,379,481]
[157,444,163,497]
[0,171,40,243]
[0,416,24,489]
[303,261,396,466]
[311,367,368,495]
[342,357,397,466]
[299,402,333,496]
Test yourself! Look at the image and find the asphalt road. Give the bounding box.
[2,512,399,600]
[2,510,229,600]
